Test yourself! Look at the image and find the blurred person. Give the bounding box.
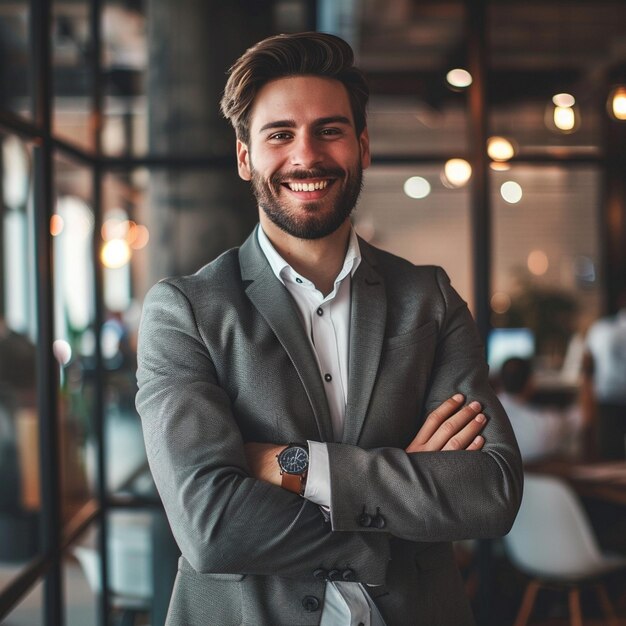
[584,287,626,459]
[136,32,522,626]
[498,357,591,464]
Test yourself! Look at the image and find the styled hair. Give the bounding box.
[220,31,369,144]
[499,357,533,395]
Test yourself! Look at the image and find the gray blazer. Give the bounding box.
[136,227,523,626]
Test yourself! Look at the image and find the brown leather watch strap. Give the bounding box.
[281,471,307,495]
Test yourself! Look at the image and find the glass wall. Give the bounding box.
[0,132,40,595]
[0,1,32,119]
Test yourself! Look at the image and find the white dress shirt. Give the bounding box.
[257,225,386,626]
[497,392,584,463]
[585,309,626,404]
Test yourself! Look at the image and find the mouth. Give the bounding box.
[281,178,335,198]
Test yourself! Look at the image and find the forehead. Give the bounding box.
[248,75,355,131]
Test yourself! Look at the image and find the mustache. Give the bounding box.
[270,167,345,186]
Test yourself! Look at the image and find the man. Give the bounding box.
[497,357,590,463]
[136,32,522,626]
[585,287,626,459]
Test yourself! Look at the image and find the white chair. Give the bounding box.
[504,472,626,626]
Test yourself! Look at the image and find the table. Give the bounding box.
[525,459,626,506]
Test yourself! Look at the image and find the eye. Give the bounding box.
[268,131,293,142]
[319,127,342,137]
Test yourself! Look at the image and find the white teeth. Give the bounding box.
[288,180,329,192]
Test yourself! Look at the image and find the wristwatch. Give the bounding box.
[277,443,309,495]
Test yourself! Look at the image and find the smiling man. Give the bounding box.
[136,32,522,626]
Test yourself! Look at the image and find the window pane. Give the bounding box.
[1,579,42,626]
[0,1,32,119]
[53,0,93,151]
[102,2,147,157]
[358,0,468,157]
[101,171,151,497]
[53,155,96,524]
[0,133,41,591]
[491,164,602,371]
[355,164,473,308]
[65,533,98,626]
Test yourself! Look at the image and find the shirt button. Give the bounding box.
[295,277,303,284]
[316,307,323,316]
[302,595,320,612]
[324,373,332,382]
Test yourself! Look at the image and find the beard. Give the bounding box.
[250,163,364,240]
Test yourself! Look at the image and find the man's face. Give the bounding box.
[236,75,371,240]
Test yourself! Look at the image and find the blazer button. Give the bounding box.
[342,569,355,581]
[372,515,386,529]
[313,568,327,580]
[328,569,341,581]
[302,595,320,612]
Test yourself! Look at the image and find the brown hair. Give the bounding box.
[220,31,369,144]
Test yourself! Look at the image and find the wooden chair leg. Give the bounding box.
[568,587,583,626]
[594,583,619,626]
[514,579,541,626]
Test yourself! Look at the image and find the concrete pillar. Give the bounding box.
[145,0,273,287]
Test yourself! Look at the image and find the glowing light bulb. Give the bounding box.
[446,68,473,89]
[487,136,515,162]
[500,181,523,204]
[403,176,431,199]
[553,105,576,131]
[442,159,472,188]
[608,86,626,121]
[101,239,131,269]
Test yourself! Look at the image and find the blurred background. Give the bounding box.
[1,0,626,624]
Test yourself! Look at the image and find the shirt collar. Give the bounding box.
[257,224,362,289]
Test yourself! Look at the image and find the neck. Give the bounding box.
[260,215,352,296]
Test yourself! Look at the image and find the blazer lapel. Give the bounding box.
[239,230,334,442]
[342,241,387,445]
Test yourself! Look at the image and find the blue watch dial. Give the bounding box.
[278,445,309,474]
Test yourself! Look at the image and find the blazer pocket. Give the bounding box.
[178,556,246,581]
[383,320,437,351]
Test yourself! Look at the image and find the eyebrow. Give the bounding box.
[258,116,352,134]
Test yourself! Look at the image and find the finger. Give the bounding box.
[424,401,483,451]
[411,393,465,446]
[442,414,487,451]
[465,435,485,451]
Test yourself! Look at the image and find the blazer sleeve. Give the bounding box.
[136,279,390,582]
[326,267,523,541]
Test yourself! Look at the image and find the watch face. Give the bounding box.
[278,445,309,474]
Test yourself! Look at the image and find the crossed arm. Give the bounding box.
[245,394,488,489]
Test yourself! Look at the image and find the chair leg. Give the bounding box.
[568,587,583,626]
[594,583,619,626]
[514,579,541,626]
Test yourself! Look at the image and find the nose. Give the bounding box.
[290,133,323,169]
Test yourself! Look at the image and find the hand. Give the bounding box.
[244,442,284,486]
[405,394,487,453]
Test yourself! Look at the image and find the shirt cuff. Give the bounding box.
[304,440,331,508]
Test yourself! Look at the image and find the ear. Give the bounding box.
[236,139,252,181]
[359,128,371,169]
